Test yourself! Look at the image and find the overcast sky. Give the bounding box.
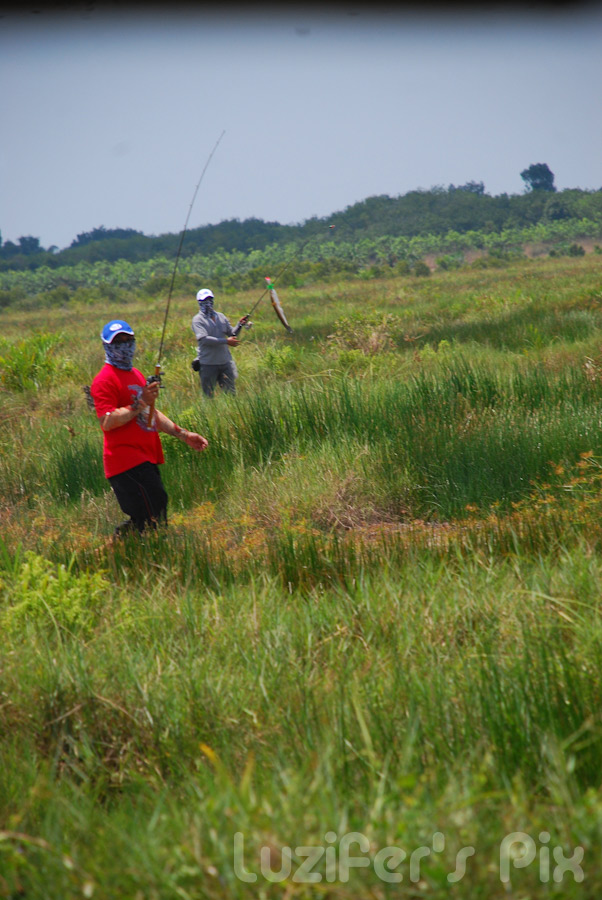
[1,2,601,250]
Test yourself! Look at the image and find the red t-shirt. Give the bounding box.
[90,364,165,478]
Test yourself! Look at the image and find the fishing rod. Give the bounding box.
[232,224,335,337]
[147,130,226,426]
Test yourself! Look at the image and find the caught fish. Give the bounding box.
[265,277,293,333]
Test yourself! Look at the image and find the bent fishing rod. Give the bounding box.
[147,130,226,426]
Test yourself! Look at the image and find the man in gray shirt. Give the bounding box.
[191,288,249,397]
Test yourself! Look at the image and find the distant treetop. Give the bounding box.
[520,163,556,193]
[70,226,144,248]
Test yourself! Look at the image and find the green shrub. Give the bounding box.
[436,254,463,271]
[37,285,72,307]
[413,260,431,277]
[358,264,386,280]
[392,259,410,275]
[327,311,399,354]
[141,273,198,297]
[0,332,63,391]
[258,343,297,375]
[0,287,26,308]
[336,348,372,372]
[548,243,586,258]
[0,549,108,636]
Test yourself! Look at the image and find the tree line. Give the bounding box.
[1,164,600,272]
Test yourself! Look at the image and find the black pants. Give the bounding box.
[108,462,168,534]
[199,362,237,398]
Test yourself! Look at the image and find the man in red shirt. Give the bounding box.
[91,319,208,536]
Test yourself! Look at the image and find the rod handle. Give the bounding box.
[147,364,162,428]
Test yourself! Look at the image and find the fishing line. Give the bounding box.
[156,129,226,366]
[148,129,225,425]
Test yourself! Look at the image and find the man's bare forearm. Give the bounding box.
[100,404,141,431]
[153,409,184,437]
[155,410,209,451]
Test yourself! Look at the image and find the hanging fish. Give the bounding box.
[239,227,336,335]
[265,276,293,333]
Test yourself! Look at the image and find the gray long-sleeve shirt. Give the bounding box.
[191,308,234,365]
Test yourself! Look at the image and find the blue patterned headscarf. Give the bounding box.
[104,340,136,370]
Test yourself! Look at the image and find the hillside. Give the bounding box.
[2,180,601,273]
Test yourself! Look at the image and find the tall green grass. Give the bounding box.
[2,255,602,898]
[4,358,599,524]
[145,361,602,520]
[2,546,602,897]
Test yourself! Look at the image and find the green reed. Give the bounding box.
[2,547,602,897]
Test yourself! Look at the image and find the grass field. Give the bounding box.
[2,253,602,898]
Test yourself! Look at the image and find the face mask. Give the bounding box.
[199,299,215,316]
[105,339,136,370]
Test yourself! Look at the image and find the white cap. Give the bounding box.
[196,288,214,302]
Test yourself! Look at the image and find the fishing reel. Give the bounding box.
[146,371,164,387]
[232,316,253,337]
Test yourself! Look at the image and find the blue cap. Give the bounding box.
[101,320,135,343]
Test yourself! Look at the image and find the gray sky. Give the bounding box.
[1,2,601,250]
